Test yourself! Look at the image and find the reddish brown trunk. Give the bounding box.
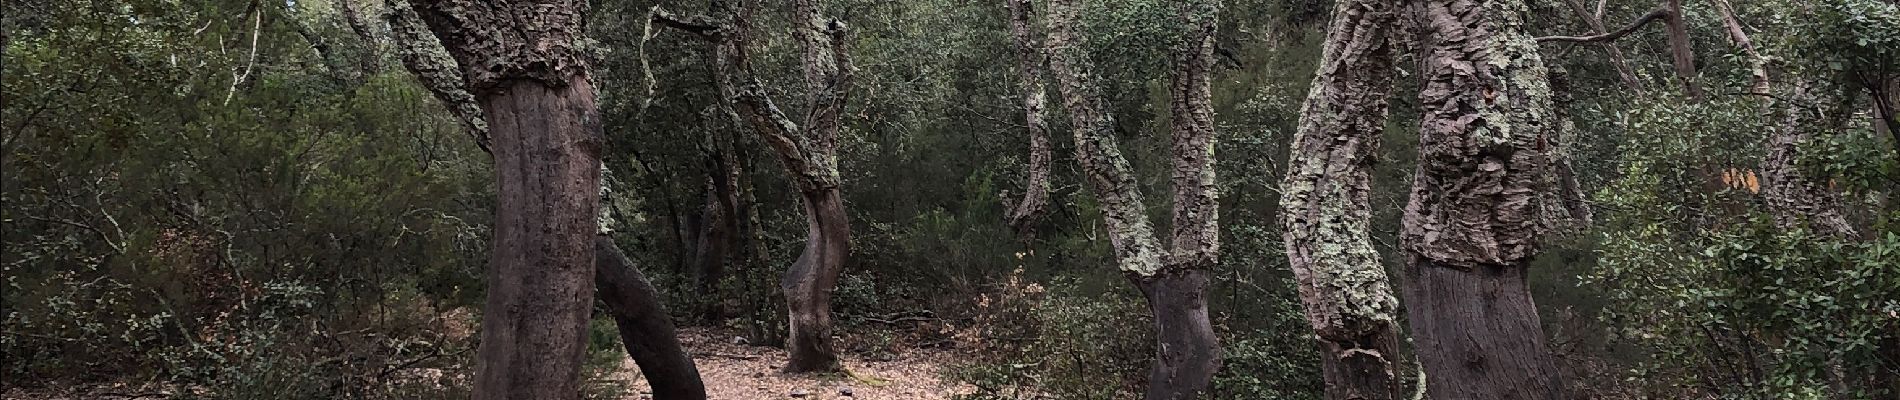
[471,77,604,400]
[595,236,707,400]
[781,188,850,373]
[1404,259,1565,399]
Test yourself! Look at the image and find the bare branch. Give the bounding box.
[1536,8,1668,43]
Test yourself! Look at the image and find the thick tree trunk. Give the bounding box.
[781,188,851,373]
[404,2,602,398]
[1404,0,1567,398]
[1002,0,1053,245]
[1131,270,1220,400]
[1403,259,1564,399]
[1279,0,1406,397]
[1046,0,1221,397]
[594,235,708,400]
[471,77,604,400]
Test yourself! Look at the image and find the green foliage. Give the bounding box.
[952,276,1153,399]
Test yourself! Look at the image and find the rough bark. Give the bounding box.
[1404,0,1567,397]
[1044,0,1167,276]
[647,1,852,371]
[1279,0,1406,396]
[1001,0,1054,245]
[1046,0,1221,397]
[713,0,854,373]
[403,2,601,398]
[1762,83,1860,239]
[384,0,489,151]
[595,235,708,400]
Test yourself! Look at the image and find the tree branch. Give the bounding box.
[1536,8,1669,43]
[649,7,723,38]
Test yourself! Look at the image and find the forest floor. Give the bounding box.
[615,327,975,400]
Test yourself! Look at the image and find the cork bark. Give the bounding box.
[1046,0,1221,397]
[1403,0,1567,397]
[652,0,856,373]
[1278,0,1405,396]
[379,3,710,397]
[1001,0,1054,245]
[1763,83,1859,239]
[402,2,602,399]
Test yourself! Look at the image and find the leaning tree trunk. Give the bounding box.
[595,235,708,400]
[1001,0,1054,245]
[1279,0,1406,396]
[1403,0,1567,398]
[1046,0,1221,397]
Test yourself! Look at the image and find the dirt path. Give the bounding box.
[615,327,974,400]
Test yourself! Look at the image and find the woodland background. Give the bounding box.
[2,0,1897,398]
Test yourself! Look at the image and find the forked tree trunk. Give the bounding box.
[595,235,708,400]
[1002,0,1053,245]
[1404,0,1567,398]
[1279,0,1406,396]
[1045,0,1221,397]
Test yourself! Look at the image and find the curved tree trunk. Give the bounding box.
[780,188,851,372]
[1002,0,1053,245]
[595,235,708,400]
[1045,0,1221,397]
[1403,0,1567,398]
[1279,0,1406,397]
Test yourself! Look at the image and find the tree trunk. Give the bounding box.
[1046,0,1222,397]
[403,2,602,398]
[1763,82,1859,239]
[1131,270,1220,400]
[1002,0,1053,245]
[471,77,604,400]
[595,235,708,400]
[1279,0,1406,396]
[1404,0,1567,397]
[692,172,737,322]
[1663,0,1702,100]
[780,188,851,373]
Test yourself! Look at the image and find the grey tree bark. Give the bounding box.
[1278,0,1406,396]
[1001,0,1054,246]
[1404,0,1568,397]
[1045,0,1221,397]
